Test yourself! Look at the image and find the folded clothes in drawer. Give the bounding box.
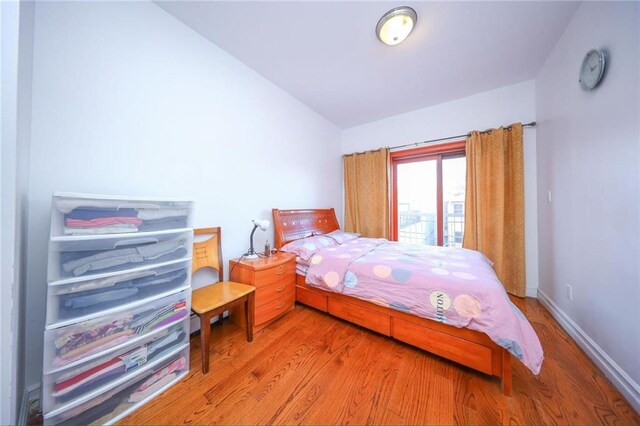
[51,194,193,237]
[60,239,188,277]
[45,348,189,425]
[47,261,191,326]
[44,290,190,373]
[63,213,188,235]
[47,230,192,281]
[42,321,188,413]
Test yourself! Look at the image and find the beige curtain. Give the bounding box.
[463,123,526,297]
[343,148,390,238]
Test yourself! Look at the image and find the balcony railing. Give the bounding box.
[443,215,464,248]
[398,211,464,248]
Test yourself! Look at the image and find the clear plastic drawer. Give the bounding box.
[50,193,193,238]
[43,289,190,374]
[47,229,193,282]
[46,259,191,327]
[42,319,189,414]
[44,345,189,425]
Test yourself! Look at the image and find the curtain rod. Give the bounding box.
[389,121,536,151]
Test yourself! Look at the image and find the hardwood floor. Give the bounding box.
[121,299,640,425]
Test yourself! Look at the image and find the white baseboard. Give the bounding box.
[537,289,640,413]
[526,286,538,298]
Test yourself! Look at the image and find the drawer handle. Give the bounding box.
[276,265,284,275]
[275,287,285,292]
[114,237,159,248]
[275,302,285,309]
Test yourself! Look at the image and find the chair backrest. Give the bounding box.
[192,227,224,281]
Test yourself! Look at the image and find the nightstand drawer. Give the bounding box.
[254,264,294,286]
[255,290,295,326]
[228,252,296,332]
[255,279,293,307]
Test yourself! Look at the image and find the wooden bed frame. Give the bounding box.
[272,208,512,395]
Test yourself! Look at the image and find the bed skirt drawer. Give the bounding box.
[393,317,493,374]
[295,285,328,312]
[328,298,391,336]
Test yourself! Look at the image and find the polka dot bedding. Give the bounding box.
[281,235,339,261]
[305,237,544,375]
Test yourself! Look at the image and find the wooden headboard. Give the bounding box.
[272,208,340,248]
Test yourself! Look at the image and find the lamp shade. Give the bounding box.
[245,219,270,259]
[253,219,270,231]
[376,6,417,46]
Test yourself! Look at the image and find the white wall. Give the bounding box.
[535,1,639,411]
[24,1,342,389]
[1,0,33,421]
[1,2,20,422]
[342,80,539,297]
[14,0,34,420]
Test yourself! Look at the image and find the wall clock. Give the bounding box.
[579,48,606,91]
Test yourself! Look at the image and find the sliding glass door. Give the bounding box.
[395,159,438,245]
[391,142,466,247]
[442,155,466,247]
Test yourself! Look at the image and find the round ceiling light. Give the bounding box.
[376,6,417,46]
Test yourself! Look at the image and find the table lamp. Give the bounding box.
[244,219,270,259]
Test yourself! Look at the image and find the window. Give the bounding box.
[391,141,466,247]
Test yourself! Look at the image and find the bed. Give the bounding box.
[272,208,543,396]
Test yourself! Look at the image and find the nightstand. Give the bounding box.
[229,252,296,332]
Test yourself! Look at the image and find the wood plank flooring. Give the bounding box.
[121,299,640,425]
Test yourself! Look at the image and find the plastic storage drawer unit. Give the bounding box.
[44,289,190,373]
[42,193,193,425]
[46,259,191,327]
[50,194,193,238]
[48,229,193,282]
[44,344,190,425]
[41,320,189,413]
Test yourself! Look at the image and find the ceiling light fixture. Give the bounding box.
[376,6,417,46]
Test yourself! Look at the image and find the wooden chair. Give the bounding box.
[191,227,255,374]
